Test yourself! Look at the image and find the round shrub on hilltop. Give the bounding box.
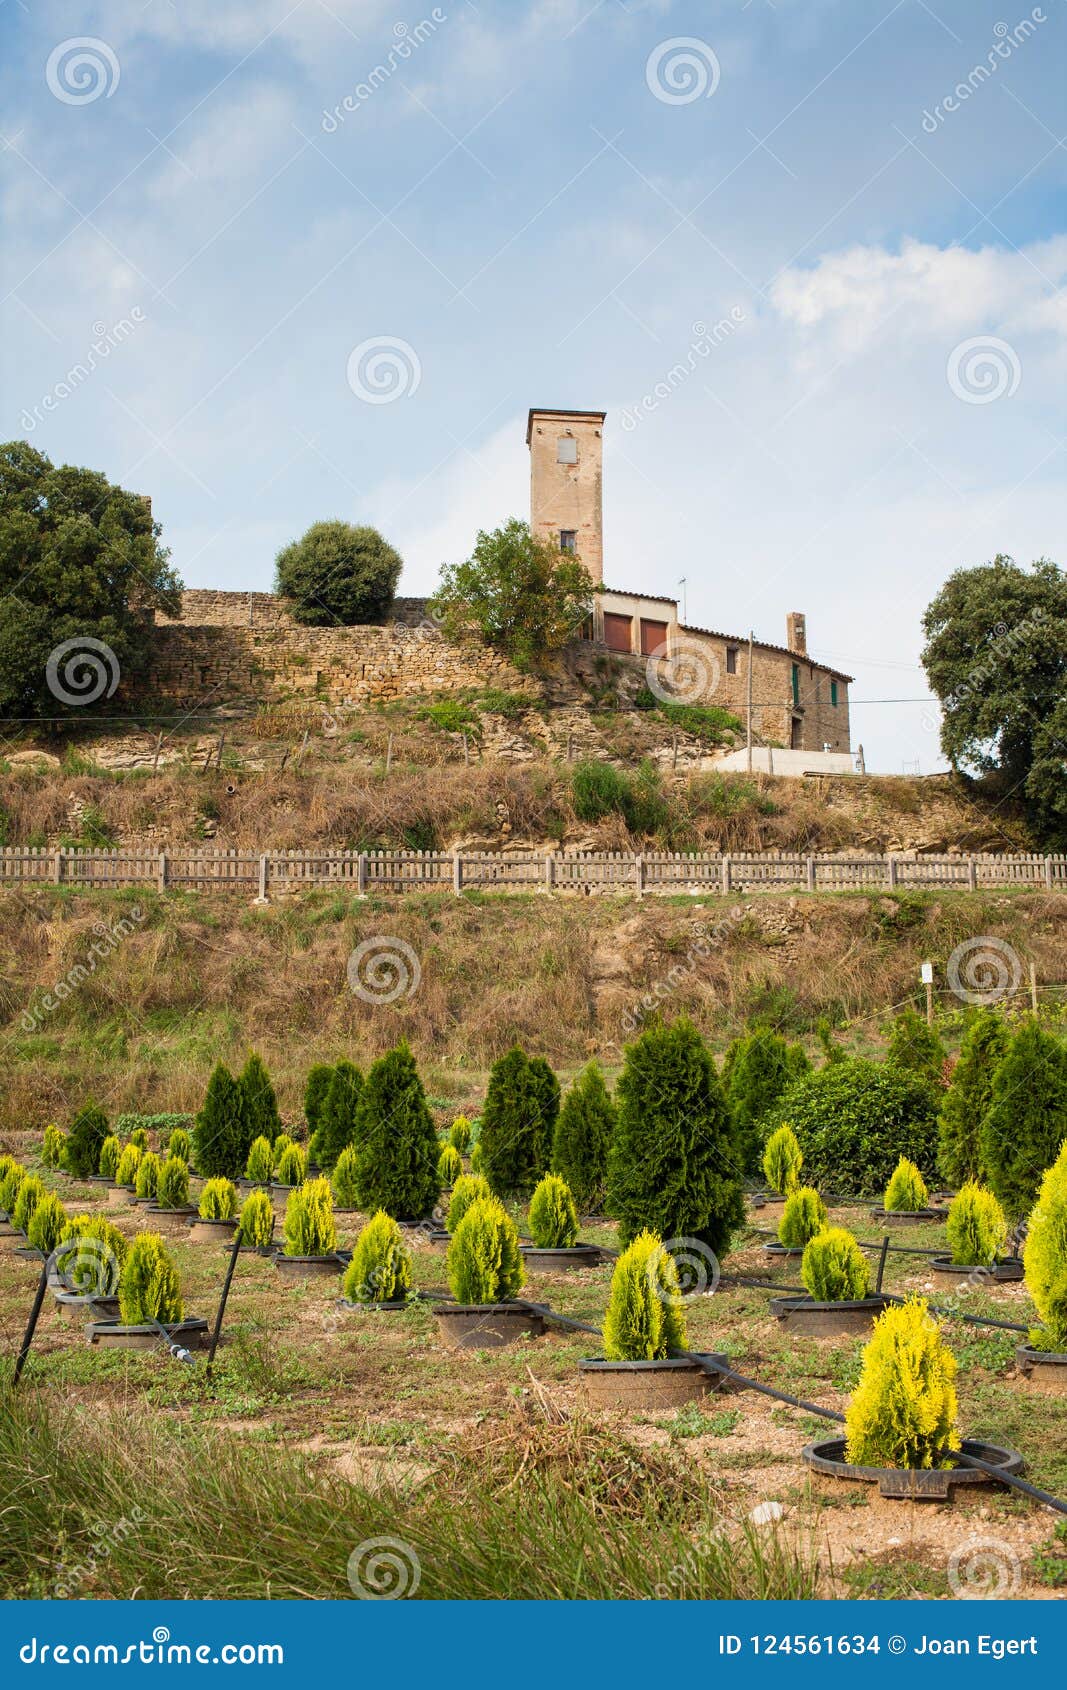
[275,520,402,627]
[607,1018,745,1260]
[759,1060,939,1199]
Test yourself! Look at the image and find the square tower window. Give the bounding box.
[560,530,577,553]
[557,436,578,464]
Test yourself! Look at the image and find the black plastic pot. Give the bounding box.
[930,1256,1024,1282]
[143,1203,198,1238]
[434,1301,545,1349]
[802,1435,1024,1499]
[770,1295,893,1336]
[86,1317,210,1351]
[520,1242,602,1272]
[53,1290,121,1323]
[580,1353,728,1410]
[1016,1344,1067,1393]
[763,1243,805,1261]
[186,1215,238,1243]
[272,1252,343,1280]
[869,1207,944,1225]
[337,1298,412,1314]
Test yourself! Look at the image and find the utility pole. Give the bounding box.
[746,630,754,774]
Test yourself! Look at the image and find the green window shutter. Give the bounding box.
[831,679,838,707]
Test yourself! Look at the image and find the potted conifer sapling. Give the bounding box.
[871,1156,942,1225]
[580,1231,726,1409]
[236,1188,276,1254]
[764,1186,827,1263]
[275,1177,341,1279]
[51,1214,128,1322]
[110,1142,142,1207]
[760,1125,803,1206]
[340,1212,415,1312]
[243,1135,274,1189]
[1017,1146,1067,1392]
[771,1226,892,1336]
[521,1174,600,1270]
[271,1142,308,1214]
[931,1181,1020,1282]
[133,1151,161,1206]
[803,1297,1023,1498]
[188,1177,240,1243]
[435,1196,543,1348]
[87,1232,208,1350]
[145,1154,197,1236]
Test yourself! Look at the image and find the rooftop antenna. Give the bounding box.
[677,577,687,622]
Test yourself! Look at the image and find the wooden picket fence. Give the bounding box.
[1,846,1064,901]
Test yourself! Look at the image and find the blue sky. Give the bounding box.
[3,0,1065,772]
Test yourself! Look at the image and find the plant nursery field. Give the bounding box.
[1,1168,1066,1602]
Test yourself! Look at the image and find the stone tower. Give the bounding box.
[527,408,605,583]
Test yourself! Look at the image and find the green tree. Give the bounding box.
[602,1232,687,1361]
[274,521,401,626]
[921,555,1067,842]
[980,1020,1067,1217]
[239,1051,281,1148]
[303,1064,335,1142]
[527,1056,560,1174]
[607,1018,745,1261]
[311,1060,363,1171]
[352,1041,440,1221]
[885,1007,946,1089]
[0,442,182,718]
[727,1027,808,1174]
[477,1046,545,1198]
[760,1061,940,1198]
[429,518,596,667]
[937,1011,1010,1186]
[193,1063,248,1180]
[551,1060,616,1212]
[65,1102,109,1179]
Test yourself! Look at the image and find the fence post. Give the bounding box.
[545,854,556,892]
[1046,857,1055,892]
[452,852,462,896]
[54,848,64,885]
[805,855,816,893]
[721,854,731,895]
[357,853,367,897]
[967,858,977,891]
[255,854,269,905]
[635,855,644,898]
[887,854,897,889]
[157,850,167,894]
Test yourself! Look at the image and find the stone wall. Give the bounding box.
[156,588,431,630]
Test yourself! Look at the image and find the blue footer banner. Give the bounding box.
[1,1601,1063,1685]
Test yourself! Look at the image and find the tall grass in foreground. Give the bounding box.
[0,1388,818,1600]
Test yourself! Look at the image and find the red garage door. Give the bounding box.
[603,612,633,652]
[640,618,669,657]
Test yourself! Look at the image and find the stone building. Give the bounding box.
[527,406,852,757]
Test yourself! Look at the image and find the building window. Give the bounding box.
[560,530,577,553]
[557,436,578,464]
[831,679,839,707]
[791,663,800,705]
[726,646,738,675]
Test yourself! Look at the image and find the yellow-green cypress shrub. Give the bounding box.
[883,1156,928,1213]
[13,1174,46,1233]
[449,1116,472,1153]
[602,1231,688,1361]
[98,1135,121,1181]
[343,1211,412,1304]
[778,1186,827,1248]
[118,1233,184,1326]
[845,1298,959,1470]
[244,1136,273,1185]
[762,1125,802,1195]
[57,1214,127,1295]
[114,1143,142,1187]
[945,1181,1007,1267]
[446,1197,525,1304]
[331,1144,361,1208]
[198,1178,237,1221]
[42,1124,67,1172]
[156,1156,190,1210]
[1,1162,28,1216]
[1023,1143,1067,1351]
[438,1144,463,1187]
[27,1193,67,1256]
[275,1142,308,1186]
[527,1174,579,1248]
[134,1152,161,1201]
[801,1227,871,1301]
[236,1189,274,1248]
[446,1173,491,1233]
[283,1178,337,1257]
[166,1127,191,1163]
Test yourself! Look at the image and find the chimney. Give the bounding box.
[786,612,807,655]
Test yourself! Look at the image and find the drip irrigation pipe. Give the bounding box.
[12,1259,50,1388]
[723,1269,1030,1334]
[206,1228,244,1382]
